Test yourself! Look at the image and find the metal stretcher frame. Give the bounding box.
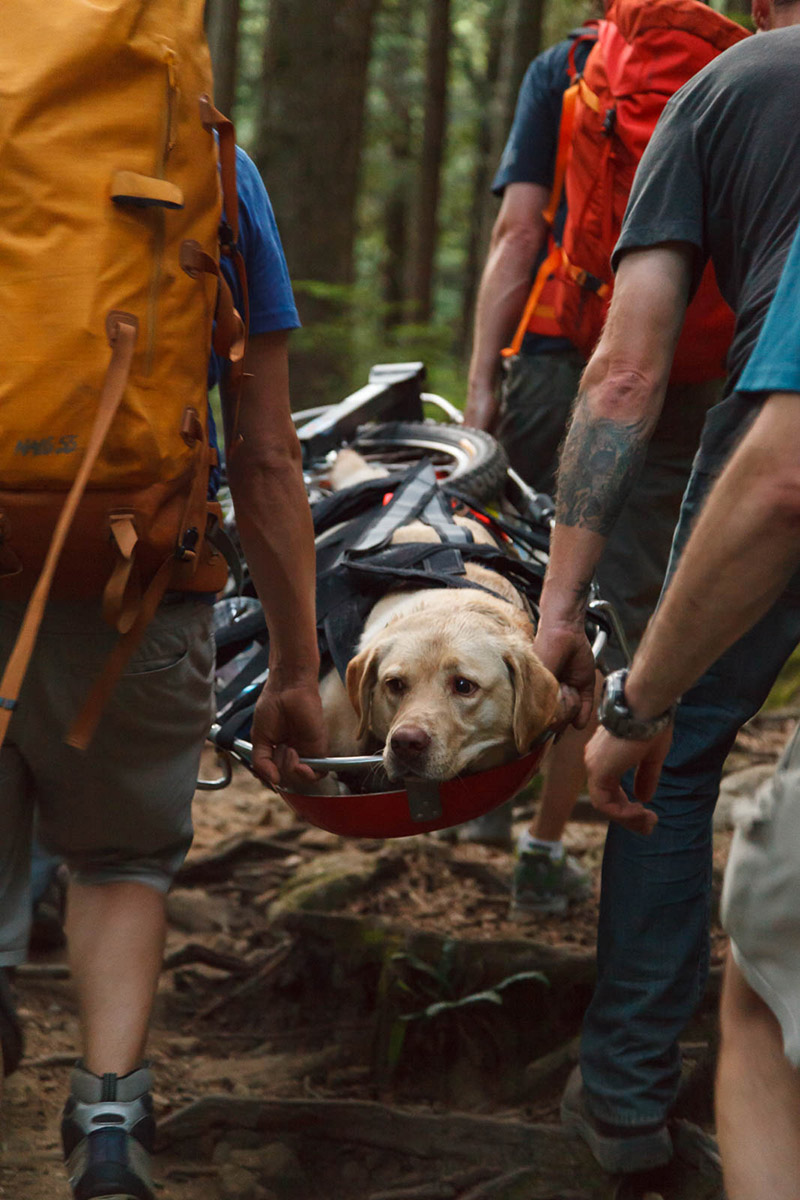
[203,604,617,839]
[200,362,628,838]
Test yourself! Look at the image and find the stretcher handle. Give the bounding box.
[206,724,384,775]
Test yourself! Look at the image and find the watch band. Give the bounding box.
[598,668,676,741]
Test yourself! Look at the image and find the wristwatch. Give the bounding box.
[597,668,676,741]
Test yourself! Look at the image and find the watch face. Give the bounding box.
[600,669,658,739]
[599,669,673,741]
[601,670,628,723]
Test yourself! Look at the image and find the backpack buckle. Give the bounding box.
[575,269,607,295]
[181,407,204,446]
[176,527,199,562]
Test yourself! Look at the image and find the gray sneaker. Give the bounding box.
[61,1063,156,1200]
[560,1066,673,1174]
[510,847,592,917]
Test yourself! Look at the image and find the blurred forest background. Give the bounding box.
[204,0,752,410]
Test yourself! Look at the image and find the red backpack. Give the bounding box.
[506,0,749,382]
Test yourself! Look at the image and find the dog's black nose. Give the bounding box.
[390,726,431,755]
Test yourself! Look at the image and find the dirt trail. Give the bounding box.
[0,712,794,1200]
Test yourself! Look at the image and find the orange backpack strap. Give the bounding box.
[503,79,580,358]
[0,313,138,749]
[559,245,611,299]
[542,80,580,227]
[567,24,599,75]
[502,245,564,360]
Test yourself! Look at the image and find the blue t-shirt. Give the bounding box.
[738,217,800,397]
[208,147,300,495]
[492,31,594,357]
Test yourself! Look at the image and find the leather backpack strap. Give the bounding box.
[197,94,250,454]
[199,95,239,244]
[103,511,141,633]
[0,313,138,750]
[66,430,212,752]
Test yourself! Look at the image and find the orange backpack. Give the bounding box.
[506,0,749,381]
[0,0,246,750]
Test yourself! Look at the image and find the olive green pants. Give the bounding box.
[497,348,722,668]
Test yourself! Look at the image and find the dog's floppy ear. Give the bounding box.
[504,639,560,753]
[346,644,381,742]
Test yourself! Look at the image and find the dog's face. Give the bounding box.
[345,595,558,782]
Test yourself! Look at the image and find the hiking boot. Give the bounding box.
[0,967,24,1078]
[560,1066,673,1174]
[61,1064,156,1200]
[510,847,592,917]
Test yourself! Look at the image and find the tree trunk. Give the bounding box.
[456,0,543,357]
[380,0,415,330]
[205,0,241,118]
[254,0,380,406]
[492,0,545,171]
[408,0,452,323]
[256,0,379,286]
[458,0,508,356]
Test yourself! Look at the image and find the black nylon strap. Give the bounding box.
[418,486,473,546]
[350,460,440,554]
[216,698,258,750]
[324,602,368,682]
[320,545,512,683]
[312,473,408,537]
[216,643,269,713]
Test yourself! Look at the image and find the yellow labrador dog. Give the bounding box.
[319,450,559,784]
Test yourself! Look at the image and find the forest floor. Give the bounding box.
[0,708,796,1200]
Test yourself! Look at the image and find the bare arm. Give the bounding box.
[535,245,693,724]
[586,389,800,833]
[464,182,549,430]
[223,330,327,787]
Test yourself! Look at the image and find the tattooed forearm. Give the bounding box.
[570,577,593,610]
[555,391,652,536]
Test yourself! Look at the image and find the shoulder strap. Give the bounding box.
[0,314,138,750]
[199,96,250,452]
[566,26,599,82]
[503,77,581,360]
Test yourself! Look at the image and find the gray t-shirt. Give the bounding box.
[613,27,800,403]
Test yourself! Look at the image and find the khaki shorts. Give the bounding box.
[0,596,215,965]
[721,721,800,1066]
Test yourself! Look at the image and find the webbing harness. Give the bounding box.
[314,460,544,683]
[214,460,551,748]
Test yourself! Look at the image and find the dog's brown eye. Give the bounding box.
[385,677,406,695]
[452,676,478,697]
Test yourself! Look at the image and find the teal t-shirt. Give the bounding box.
[738,217,800,396]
